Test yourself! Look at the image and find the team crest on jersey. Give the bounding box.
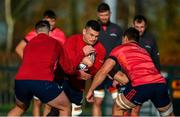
[110,33,117,37]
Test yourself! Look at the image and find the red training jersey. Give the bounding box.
[110,42,165,87]
[24,27,66,81]
[16,33,74,81]
[64,34,106,90]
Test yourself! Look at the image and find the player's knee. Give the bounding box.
[60,104,71,114]
[93,90,104,106]
[132,106,141,113]
[15,98,30,111]
[71,103,82,116]
[94,98,103,106]
[64,102,71,110]
[17,102,30,111]
[130,106,141,116]
[158,103,173,116]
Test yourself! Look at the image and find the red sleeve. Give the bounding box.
[50,28,66,45]
[89,44,106,75]
[25,29,37,42]
[109,46,120,58]
[58,43,78,75]
[109,46,126,69]
[63,35,85,69]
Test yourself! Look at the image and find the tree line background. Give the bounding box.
[0,0,179,66]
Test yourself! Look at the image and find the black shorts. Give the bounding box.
[95,77,113,90]
[15,80,63,104]
[63,80,83,105]
[123,83,171,108]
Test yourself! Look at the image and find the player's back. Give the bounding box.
[25,27,66,45]
[16,33,61,81]
[110,42,165,87]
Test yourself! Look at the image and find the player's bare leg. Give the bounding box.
[43,104,51,117]
[93,97,103,116]
[47,91,71,116]
[8,105,25,116]
[113,93,136,116]
[8,98,30,116]
[33,98,42,116]
[130,105,141,116]
[113,100,124,115]
[157,103,175,116]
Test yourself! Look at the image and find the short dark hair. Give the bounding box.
[133,15,147,24]
[85,20,100,32]
[43,10,56,19]
[97,2,110,12]
[35,20,50,31]
[123,27,139,42]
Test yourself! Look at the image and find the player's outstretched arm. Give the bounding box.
[113,71,129,85]
[86,58,115,102]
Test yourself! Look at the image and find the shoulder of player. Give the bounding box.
[110,43,135,57]
[140,35,156,47]
[64,34,82,46]
[25,29,36,40]
[143,31,156,40]
[109,22,122,29]
[50,37,63,50]
[108,22,123,35]
[52,27,63,31]
[94,41,106,52]
[46,35,60,43]
[67,34,82,40]
[113,43,132,52]
[51,27,65,34]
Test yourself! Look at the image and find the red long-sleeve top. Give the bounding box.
[64,34,106,90]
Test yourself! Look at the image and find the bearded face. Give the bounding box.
[98,11,111,25]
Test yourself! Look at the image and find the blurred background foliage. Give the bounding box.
[0,0,179,66]
[0,0,179,116]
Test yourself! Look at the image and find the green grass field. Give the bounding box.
[0,103,34,116]
[0,103,92,116]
